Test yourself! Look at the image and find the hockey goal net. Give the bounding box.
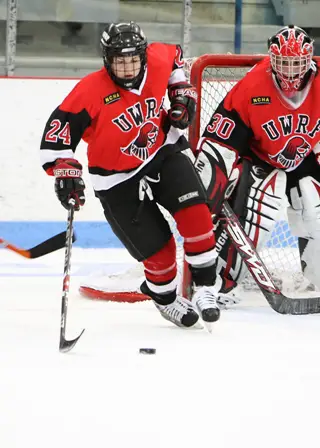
[80,54,315,302]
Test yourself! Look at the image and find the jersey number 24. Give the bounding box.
[45,119,71,145]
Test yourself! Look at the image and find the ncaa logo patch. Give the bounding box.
[251,96,271,105]
[104,92,120,105]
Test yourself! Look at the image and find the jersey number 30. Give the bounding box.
[207,113,235,140]
[45,119,71,145]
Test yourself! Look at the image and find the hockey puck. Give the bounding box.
[139,348,156,355]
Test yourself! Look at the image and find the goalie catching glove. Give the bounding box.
[168,83,197,130]
[53,158,86,211]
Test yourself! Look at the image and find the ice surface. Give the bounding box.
[1,248,320,448]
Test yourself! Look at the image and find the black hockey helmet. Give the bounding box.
[268,25,314,97]
[101,22,148,90]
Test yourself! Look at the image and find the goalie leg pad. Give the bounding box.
[288,176,320,290]
[217,161,287,285]
[289,176,320,239]
[298,240,320,290]
[244,168,287,249]
[286,206,309,239]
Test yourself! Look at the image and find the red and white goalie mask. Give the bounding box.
[268,25,314,98]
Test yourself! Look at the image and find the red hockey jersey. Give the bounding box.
[200,57,320,172]
[40,43,187,191]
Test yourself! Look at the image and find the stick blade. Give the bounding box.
[0,238,31,258]
[59,329,85,353]
[29,231,77,259]
[268,293,320,315]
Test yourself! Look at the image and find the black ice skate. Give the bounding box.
[140,281,202,329]
[190,265,221,331]
[191,284,221,332]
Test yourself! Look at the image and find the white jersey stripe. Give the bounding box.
[40,149,75,166]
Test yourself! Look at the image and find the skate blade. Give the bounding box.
[192,320,204,330]
[202,321,213,333]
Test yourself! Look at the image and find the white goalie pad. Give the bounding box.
[299,240,320,290]
[244,168,287,252]
[216,167,288,284]
[289,176,320,239]
[288,176,320,290]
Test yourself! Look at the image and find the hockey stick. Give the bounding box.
[59,199,85,353]
[221,200,320,315]
[0,232,76,259]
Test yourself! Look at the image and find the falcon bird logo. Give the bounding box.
[269,136,311,170]
[121,122,159,161]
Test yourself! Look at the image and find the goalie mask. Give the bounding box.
[268,25,314,98]
[101,22,147,90]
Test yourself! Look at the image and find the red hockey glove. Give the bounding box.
[53,158,85,211]
[168,83,197,130]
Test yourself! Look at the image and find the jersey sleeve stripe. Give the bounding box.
[40,149,75,166]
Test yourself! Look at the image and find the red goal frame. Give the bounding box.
[80,53,320,303]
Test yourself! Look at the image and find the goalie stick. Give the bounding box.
[59,200,84,353]
[221,200,320,315]
[0,232,76,259]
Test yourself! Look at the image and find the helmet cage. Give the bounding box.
[268,26,314,96]
[101,22,147,90]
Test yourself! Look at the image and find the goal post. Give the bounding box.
[80,53,320,302]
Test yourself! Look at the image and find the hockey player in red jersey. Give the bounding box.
[194,25,320,303]
[40,21,221,330]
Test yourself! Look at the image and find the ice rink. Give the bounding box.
[1,248,320,448]
[1,76,320,447]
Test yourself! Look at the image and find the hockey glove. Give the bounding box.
[168,83,197,130]
[53,158,85,211]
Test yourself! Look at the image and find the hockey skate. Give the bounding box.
[191,281,221,332]
[217,278,242,309]
[140,281,202,329]
[217,288,242,309]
